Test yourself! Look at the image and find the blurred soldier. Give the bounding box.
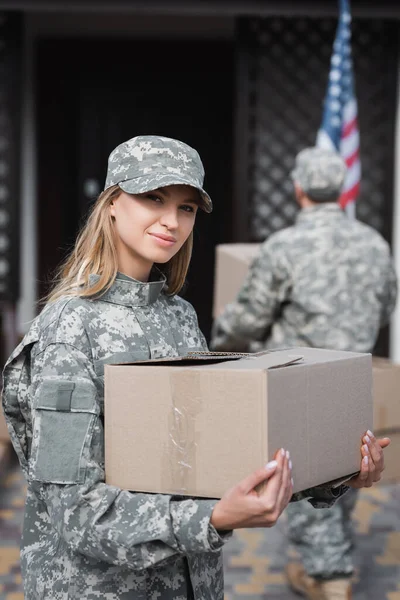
[211,147,398,600]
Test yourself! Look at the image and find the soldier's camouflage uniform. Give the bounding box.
[3,271,349,599]
[211,203,397,579]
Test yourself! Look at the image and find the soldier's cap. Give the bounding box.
[290,147,347,201]
[104,135,212,213]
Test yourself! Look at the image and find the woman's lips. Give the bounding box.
[148,232,177,247]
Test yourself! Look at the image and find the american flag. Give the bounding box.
[316,0,360,218]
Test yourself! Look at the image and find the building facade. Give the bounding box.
[1,0,400,359]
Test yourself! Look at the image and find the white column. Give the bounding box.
[16,17,37,335]
[389,58,400,362]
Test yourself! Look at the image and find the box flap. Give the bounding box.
[105,350,304,369]
[188,351,304,369]
[106,351,251,367]
[250,351,304,369]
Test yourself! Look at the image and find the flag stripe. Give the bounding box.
[344,148,360,169]
[343,160,361,190]
[340,181,360,208]
[342,117,357,139]
[340,129,359,159]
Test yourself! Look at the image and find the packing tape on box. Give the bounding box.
[162,370,203,494]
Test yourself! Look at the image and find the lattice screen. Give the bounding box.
[0,13,22,302]
[238,17,398,243]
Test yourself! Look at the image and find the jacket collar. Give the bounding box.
[296,203,345,224]
[88,270,166,307]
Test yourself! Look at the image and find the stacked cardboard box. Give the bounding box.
[213,243,261,318]
[105,347,372,498]
[372,357,400,484]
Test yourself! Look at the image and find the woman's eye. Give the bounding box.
[147,194,162,203]
[180,204,195,213]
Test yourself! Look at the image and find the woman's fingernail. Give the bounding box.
[266,460,278,470]
[291,477,294,487]
[363,444,369,454]
[286,450,290,460]
[289,460,293,470]
[281,448,286,457]
[367,430,374,438]
[364,435,371,444]
[363,455,369,465]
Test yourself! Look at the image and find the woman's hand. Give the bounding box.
[347,430,390,489]
[210,448,293,531]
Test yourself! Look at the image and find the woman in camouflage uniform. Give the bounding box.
[2,136,386,600]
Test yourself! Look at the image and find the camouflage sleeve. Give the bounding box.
[210,240,291,352]
[30,343,230,570]
[379,258,397,327]
[189,303,209,351]
[290,484,349,509]
[173,296,209,351]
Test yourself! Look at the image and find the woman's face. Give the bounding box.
[110,184,199,281]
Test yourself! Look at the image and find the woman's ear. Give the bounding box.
[109,199,117,218]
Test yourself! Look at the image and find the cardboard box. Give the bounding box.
[375,430,400,484]
[213,243,261,318]
[0,404,9,442]
[105,347,372,498]
[372,357,400,431]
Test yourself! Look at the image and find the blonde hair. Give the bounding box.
[46,185,194,304]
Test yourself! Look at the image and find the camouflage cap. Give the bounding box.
[104,135,212,212]
[290,147,347,202]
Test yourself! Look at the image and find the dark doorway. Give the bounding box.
[36,38,234,340]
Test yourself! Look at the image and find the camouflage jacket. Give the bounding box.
[3,271,348,599]
[211,204,397,353]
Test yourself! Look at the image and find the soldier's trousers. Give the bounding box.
[285,488,359,579]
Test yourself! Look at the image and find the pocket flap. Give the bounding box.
[35,379,97,413]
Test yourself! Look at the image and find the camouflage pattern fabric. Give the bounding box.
[285,488,359,579]
[104,135,213,213]
[211,203,397,579]
[2,272,226,600]
[2,270,350,599]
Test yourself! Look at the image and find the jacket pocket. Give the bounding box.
[30,379,98,484]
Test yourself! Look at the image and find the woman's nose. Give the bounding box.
[160,209,179,230]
